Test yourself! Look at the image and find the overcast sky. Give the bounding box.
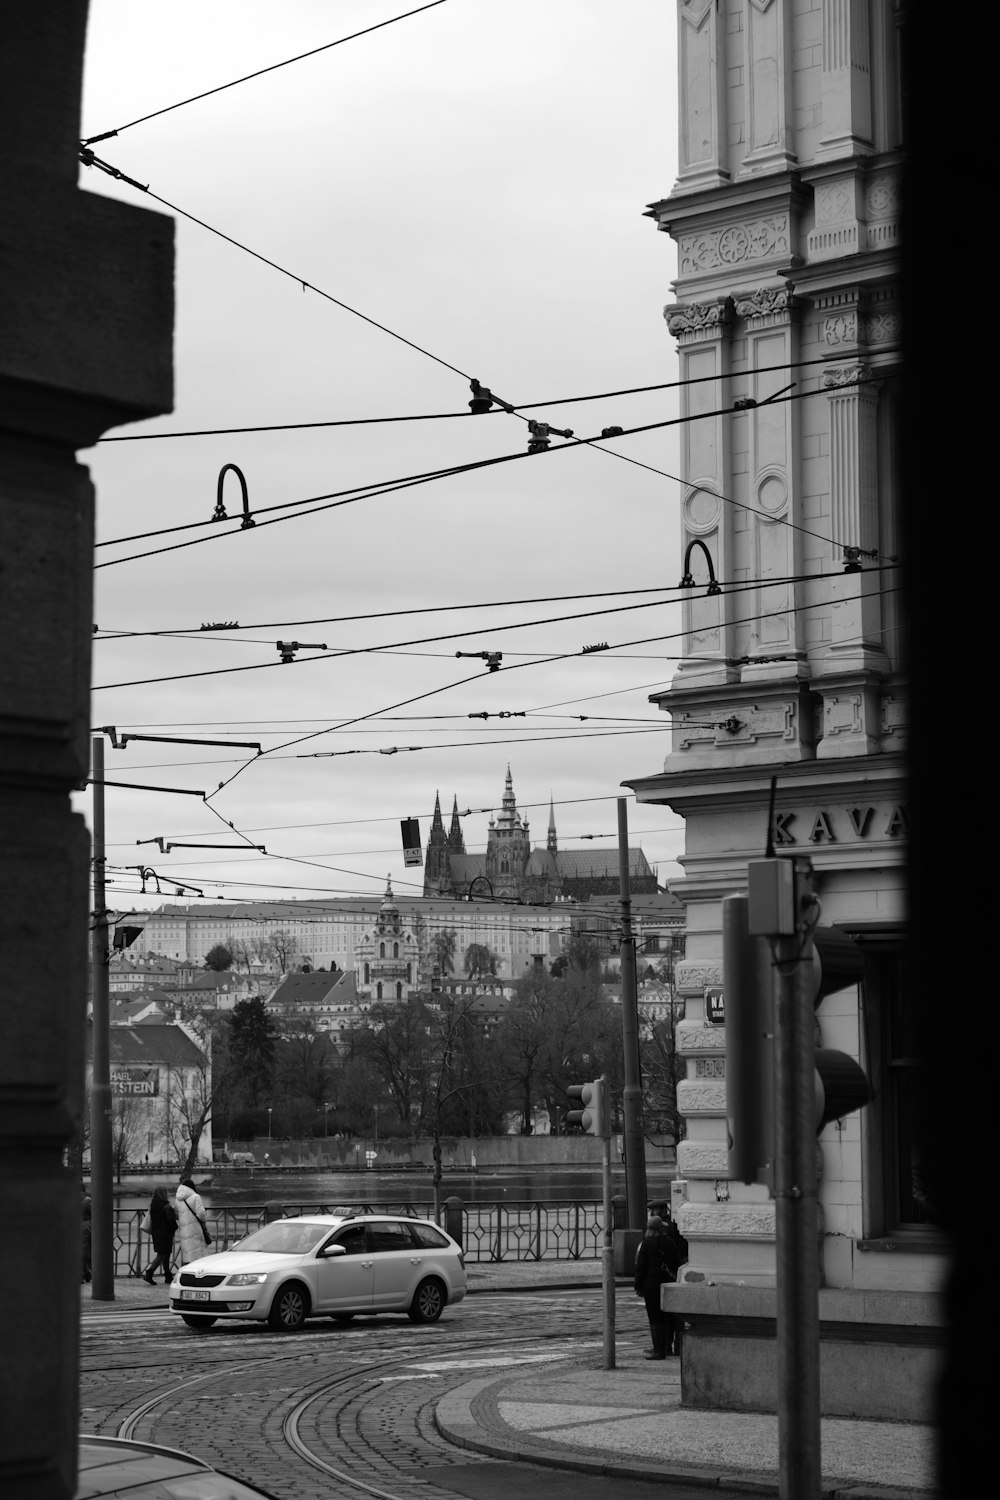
[76,0,686,916]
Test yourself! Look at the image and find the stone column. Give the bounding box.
[0,7,173,1496]
[675,0,730,193]
[665,299,737,688]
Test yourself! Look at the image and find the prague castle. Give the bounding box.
[423,767,658,903]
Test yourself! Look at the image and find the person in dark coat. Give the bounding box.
[142,1185,177,1284]
[633,1214,681,1359]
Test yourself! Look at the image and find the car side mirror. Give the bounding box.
[320,1243,347,1258]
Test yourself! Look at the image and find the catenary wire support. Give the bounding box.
[213,463,255,528]
[679,538,723,596]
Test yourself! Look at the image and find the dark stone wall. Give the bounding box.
[0,7,174,1494]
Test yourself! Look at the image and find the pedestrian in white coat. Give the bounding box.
[175,1178,211,1264]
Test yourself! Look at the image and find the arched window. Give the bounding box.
[406,963,412,982]
[379,942,385,958]
[376,982,383,1000]
[363,963,370,984]
[396,982,403,1000]
[393,942,399,958]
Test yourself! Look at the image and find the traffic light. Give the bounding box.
[722,893,774,1185]
[566,1077,606,1137]
[809,927,870,1130]
[725,862,873,1187]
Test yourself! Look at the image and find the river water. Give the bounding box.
[104,1164,676,1213]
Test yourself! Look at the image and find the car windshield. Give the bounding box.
[233,1222,333,1255]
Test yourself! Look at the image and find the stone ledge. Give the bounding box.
[662,1283,944,1328]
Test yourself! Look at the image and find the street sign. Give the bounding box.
[401,817,422,866]
[706,986,725,1025]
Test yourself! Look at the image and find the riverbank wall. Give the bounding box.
[213,1135,676,1172]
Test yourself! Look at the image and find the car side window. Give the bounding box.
[410,1223,449,1249]
[330,1225,368,1255]
[368,1220,411,1253]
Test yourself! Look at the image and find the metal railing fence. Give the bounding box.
[108,1199,604,1277]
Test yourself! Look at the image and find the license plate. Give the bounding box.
[180,1288,211,1302]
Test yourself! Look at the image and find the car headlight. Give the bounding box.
[227,1272,270,1286]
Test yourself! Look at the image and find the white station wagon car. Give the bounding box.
[169,1213,466,1332]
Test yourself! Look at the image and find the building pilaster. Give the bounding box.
[733,284,806,680]
[664,298,738,688]
[675,0,730,194]
[812,361,889,754]
[816,0,874,161]
[740,0,797,176]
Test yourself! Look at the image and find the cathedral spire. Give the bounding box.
[448,795,466,852]
[547,794,558,854]
[430,791,445,834]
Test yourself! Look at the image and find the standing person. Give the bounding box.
[633,1215,681,1360]
[661,1211,689,1356]
[81,1186,92,1284]
[175,1177,211,1265]
[142,1186,177,1284]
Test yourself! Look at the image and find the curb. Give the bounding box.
[434,1376,937,1500]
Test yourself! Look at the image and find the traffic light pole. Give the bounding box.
[90,736,115,1301]
[773,865,821,1500]
[601,1095,615,1371]
[617,798,646,1230]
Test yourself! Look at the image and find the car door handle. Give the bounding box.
[410,1257,421,1264]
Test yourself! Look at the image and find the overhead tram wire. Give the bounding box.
[190,580,904,807]
[92,388,892,572]
[104,789,682,845]
[80,1,452,142]
[92,350,900,444]
[91,582,717,639]
[77,153,894,572]
[92,564,899,691]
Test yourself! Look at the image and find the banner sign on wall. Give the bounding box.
[111,1067,159,1096]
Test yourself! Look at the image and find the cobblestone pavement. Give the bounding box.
[80,1269,937,1499]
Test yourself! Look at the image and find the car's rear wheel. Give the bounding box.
[268,1282,309,1331]
[181,1314,217,1330]
[408,1277,446,1324]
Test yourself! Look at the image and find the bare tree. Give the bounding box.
[110,1091,145,1183]
[265,929,298,974]
[162,1058,213,1178]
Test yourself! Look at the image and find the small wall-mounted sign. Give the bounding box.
[705,986,725,1025]
[400,817,422,866]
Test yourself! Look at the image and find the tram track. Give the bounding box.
[94,1325,589,1500]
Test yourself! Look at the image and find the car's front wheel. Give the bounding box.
[181,1315,217,1331]
[408,1277,446,1324]
[268,1282,309,1331]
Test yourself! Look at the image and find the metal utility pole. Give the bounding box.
[600,1078,615,1370]
[772,863,821,1500]
[617,797,646,1228]
[89,735,114,1300]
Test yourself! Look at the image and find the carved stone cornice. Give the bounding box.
[822,362,875,389]
[664,297,734,343]
[733,284,800,327]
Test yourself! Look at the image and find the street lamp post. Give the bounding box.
[267,1107,272,1143]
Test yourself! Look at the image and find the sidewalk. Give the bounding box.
[82,1265,937,1498]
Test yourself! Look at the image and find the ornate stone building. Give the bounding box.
[423,767,659,902]
[625,1,930,1421]
[354,879,422,1003]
